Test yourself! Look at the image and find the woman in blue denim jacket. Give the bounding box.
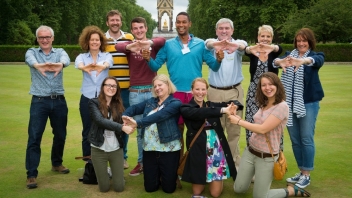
[122,74,182,193]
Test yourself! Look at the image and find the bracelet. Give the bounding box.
[237,119,241,125]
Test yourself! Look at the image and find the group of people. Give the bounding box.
[24,9,324,198]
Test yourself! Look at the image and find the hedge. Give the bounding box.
[1,44,351,62]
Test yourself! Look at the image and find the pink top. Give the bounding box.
[249,101,289,154]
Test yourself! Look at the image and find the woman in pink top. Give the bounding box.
[228,72,311,197]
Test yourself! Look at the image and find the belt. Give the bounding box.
[129,88,152,93]
[34,95,64,99]
[209,83,241,90]
[248,146,277,158]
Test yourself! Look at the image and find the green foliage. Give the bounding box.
[6,20,36,45]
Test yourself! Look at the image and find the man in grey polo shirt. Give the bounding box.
[205,18,247,168]
[25,25,71,189]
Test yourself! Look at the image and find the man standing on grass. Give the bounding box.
[205,18,247,168]
[115,17,165,176]
[104,10,134,169]
[25,25,71,189]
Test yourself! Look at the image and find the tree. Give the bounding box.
[281,0,352,43]
[7,20,36,45]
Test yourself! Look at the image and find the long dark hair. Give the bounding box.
[98,77,124,123]
[255,72,286,108]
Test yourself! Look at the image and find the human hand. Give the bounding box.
[228,114,242,124]
[223,102,237,115]
[141,49,151,61]
[212,40,227,52]
[127,41,143,54]
[275,58,291,73]
[249,44,273,62]
[122,116,137,128]
[286,56,305,72]
[81,63,96,75]
[216,50,224,63]
[46,62,63,77]
[223,40,239,54]
[122,125,135,135]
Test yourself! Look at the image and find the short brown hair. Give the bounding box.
[255,72,286,108]
[106,10,122,22]
[78,26,107,52]
[130,17,147,29]
[294,28,316,50]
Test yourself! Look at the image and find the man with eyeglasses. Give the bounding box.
[25,25,70,189]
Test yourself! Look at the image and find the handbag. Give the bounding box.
[177,122,206,176]
[265,134,288,180]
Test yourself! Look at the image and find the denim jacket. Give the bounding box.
[123,94,181,143]
[88,98,124,147]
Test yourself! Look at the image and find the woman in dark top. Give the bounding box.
[244,25,283,149]
[180,78,238,198]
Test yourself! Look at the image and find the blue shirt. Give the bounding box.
[148,34,220,92]
[25,47,70,96]
[75,51,113,98]
[205,38,247,87]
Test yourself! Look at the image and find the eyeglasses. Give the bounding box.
[104,84,117,89]
[37,36,52,41]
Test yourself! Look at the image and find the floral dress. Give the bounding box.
[205,121,230,182]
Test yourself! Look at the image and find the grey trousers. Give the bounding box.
[234,147,287,198]
[91,147,124,192]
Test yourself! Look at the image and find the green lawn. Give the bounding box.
[0,63,351,198]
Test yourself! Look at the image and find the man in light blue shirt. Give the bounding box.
[205,18,247,168]
[25,25,70,189]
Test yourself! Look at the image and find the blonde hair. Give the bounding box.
[152,74,177,97]
[191,78,209,89]
[258,25,274,37]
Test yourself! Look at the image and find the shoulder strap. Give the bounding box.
[265,134,275,160]
[188,122,206,150]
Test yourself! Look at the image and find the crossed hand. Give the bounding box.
[248,44,275,62]
[36,62,63,77]
[81,63,105,76]
[212,40,239,54]
[121,116,137,134]
[276,56,306,72]
[128,40,152,55]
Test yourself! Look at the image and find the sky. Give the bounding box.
[136,0,189,27]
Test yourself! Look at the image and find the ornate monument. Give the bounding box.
[157,0,173,32]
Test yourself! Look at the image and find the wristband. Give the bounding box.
[237,119,241,125]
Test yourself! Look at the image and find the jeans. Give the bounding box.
[143,150,179,193]
[121,88,130,160]
[129,91,152,164]
[91,147,124,192]
[26,95,68,178]
[287,101,320,171]
[234,148,286,198]
[79,94,91,157]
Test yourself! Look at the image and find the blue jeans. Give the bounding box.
[121,88,130,160]
[143,150,179,193]
[287,101,320,171]
[79,94,91,157]
[129,91,152,164]
[26,96,68,178]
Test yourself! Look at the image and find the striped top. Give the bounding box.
[105,30,134,88]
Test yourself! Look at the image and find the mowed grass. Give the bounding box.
[0,63,351,198]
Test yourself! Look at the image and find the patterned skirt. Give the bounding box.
[205,129,230,182]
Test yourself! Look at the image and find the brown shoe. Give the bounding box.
[52,165,70,174]
[26,177,37,189]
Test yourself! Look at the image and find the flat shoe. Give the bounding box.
[287,183,311,197]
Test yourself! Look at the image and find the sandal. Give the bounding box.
[287,183,311,197]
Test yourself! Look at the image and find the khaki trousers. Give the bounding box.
[207,85,244,166]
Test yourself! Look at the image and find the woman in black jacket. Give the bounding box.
[88,76,134,192]
[180,78,239,198]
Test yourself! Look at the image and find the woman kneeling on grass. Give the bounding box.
[229,72,311,197]
[88,77,134,192]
